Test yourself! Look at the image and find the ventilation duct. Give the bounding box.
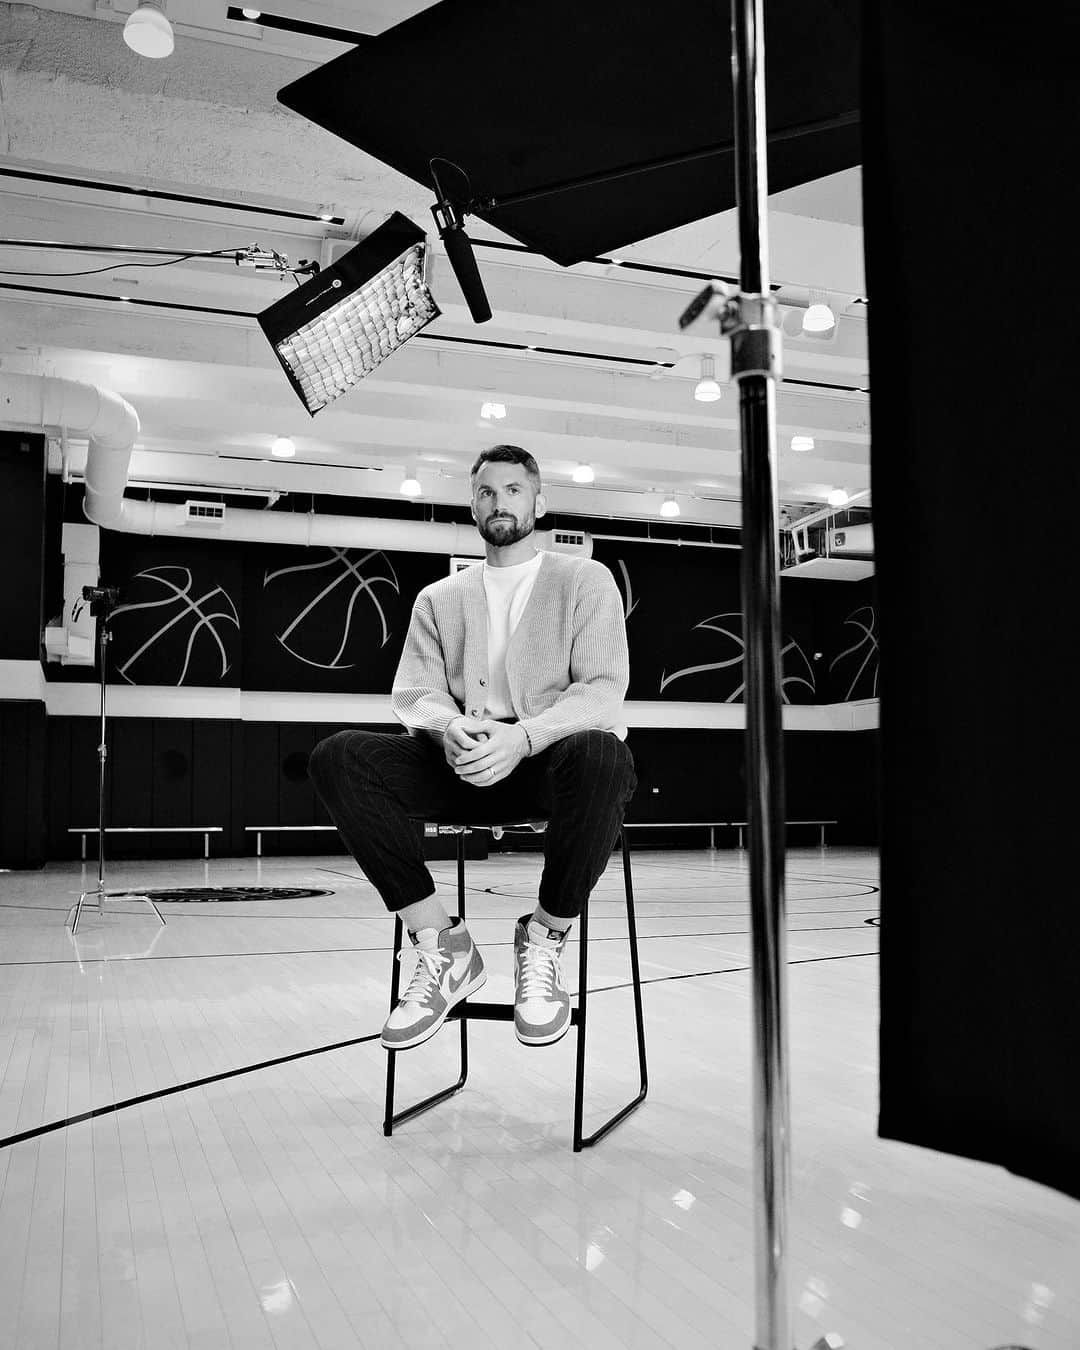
[0,373,591,653]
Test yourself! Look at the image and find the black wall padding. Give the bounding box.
[0,701,47,868]
[0,432,46,660]
[43,718,878,862]
[864,6,1077,1198]
[47,717,244,860]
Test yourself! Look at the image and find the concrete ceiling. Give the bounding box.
[0,0,869,529]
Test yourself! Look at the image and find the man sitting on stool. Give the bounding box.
[309,444,636,1051]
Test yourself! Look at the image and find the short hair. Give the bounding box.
[470,444,541,488]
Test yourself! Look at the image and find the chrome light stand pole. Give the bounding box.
[728,0,790,1332]
[68,589,164,936]
[679,2,844,1346]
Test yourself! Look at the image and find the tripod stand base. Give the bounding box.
[68,887,166,936]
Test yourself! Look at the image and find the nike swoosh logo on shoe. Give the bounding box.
[447,953,474,994]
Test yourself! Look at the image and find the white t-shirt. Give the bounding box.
[482,552,544,718]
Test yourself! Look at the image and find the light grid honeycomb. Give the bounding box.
[276,243,437,413]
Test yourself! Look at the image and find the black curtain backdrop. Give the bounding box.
[865,6,1077,1197]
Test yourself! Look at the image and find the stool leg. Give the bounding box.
[383,829,472,1136]
[382,914,405,1135]
[572,829,649,1151]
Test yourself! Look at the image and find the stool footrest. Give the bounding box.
[445,1001,582,1026]
[446,1001,513,1023]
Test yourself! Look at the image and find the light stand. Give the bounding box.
[67,586,165,936]
[680,4,842,1348]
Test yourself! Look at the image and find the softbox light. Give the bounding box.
[257,211,439,416]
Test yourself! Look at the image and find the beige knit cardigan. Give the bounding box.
[391,551,629,755]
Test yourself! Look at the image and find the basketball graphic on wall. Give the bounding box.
[659,611,816,704]
[109,565,241,687]
[262,547,401,670]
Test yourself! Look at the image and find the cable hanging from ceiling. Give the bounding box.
[0,240,321,281]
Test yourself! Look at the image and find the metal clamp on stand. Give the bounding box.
[679,283,783,382]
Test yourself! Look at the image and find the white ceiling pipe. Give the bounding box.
[112,496,489,555]
[0,373,139,527]
[1,372,576,556]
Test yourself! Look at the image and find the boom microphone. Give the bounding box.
[430,161,492,325]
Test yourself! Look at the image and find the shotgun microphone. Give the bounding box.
[430,161,492,325]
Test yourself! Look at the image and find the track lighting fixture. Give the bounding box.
[659,495,680,518]
[123,1,174,58]
[694,354,723,402]
[399,468,422,498]
[802,292,836,334]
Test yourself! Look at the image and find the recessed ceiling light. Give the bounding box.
[123,1,174,58]
[790,434,815,452]
[271,436,296,458]
[827,488,848,507]
[572,463,595,484]
[480,401,507,420]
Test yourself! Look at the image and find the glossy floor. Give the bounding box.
[0,848,1076,1350]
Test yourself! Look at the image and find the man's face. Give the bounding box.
[470,460,545,547]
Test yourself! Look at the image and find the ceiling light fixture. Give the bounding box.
[257,212,439,416]
[317,204,335,222]
[827,488,849,507]
[123,1,175,58]
[659,495,681,518]
[399,468,422,498]
[241,7,261,17]
[572,463,595,484]
[802,291,836,334]
[790,434,815,452]
[480,401,506,420]
[694,354,723,402]
[271,436,296,458]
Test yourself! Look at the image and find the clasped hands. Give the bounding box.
[444,716,529,787]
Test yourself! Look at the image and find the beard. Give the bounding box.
[477,511,535,547]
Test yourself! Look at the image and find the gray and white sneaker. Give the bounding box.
[513,914,571,1046]
[381,918,486,1051]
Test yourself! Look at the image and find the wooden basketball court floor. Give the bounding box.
[0,846,1076,1350]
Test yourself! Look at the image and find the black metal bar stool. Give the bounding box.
[383,824,648,1151]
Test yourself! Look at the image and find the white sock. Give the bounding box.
[411,927,441,953]
[527,910,570,946]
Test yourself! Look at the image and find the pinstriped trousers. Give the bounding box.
[308,728,636,921]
